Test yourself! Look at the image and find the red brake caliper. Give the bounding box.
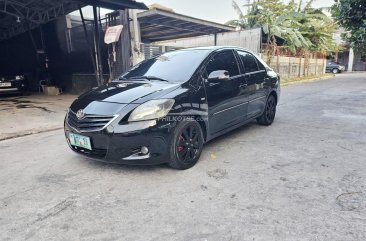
[177,135,184,152]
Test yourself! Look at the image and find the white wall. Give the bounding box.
[153,28,262,53]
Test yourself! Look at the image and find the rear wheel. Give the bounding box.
[169,120,204,170]
[257,94,277,126]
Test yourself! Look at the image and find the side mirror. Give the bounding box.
[265,66,273,72]
[208,70,230,81]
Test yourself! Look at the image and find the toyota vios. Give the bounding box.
[64,47,280,169]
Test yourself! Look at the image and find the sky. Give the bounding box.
[139,0,334,24]
[77,0,335,24]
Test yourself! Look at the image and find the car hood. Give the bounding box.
[70,81,181,113]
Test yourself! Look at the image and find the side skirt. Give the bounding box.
[205,114,261,142]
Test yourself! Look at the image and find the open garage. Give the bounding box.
[0,0,148,95]
[0,1,235,97]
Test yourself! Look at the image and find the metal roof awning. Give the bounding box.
[137,9,235,42]
[0,0,148,41]
[80,0,147,10]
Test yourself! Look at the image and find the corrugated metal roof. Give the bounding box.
[0,0,148,40]
[137,9,235,42]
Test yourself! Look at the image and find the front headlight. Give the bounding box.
[128,99,175,122]
[15,75,24,80]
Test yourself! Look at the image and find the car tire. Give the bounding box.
[257,94,277,126]
[332,68,339,74]
[169,120,204,170]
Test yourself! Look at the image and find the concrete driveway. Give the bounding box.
[0,73,365,241]
[0,94,76,141]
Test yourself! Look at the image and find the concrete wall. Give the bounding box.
[263,55,326,79]
[144,27,328,78]
[153,28,262,54]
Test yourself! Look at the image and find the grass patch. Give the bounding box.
[281,73,335,86]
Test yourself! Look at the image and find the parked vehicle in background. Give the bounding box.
[0,75,29,95]
[64,46,280,170]
[326,62,345,74]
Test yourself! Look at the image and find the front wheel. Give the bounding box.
[169,120,204,170]
[332,68,339,74]
[257,95,277,126]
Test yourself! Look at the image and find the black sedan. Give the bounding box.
[64,47,280,169]
[0,75,29,95]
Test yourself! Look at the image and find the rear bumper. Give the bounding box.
[64,118,176,165]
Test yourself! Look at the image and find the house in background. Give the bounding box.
[331,28,366,71]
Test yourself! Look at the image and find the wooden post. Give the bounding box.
[298,56,302,77]
[307,53,310,76]
[276,47,279,73]
[303,52,306,77]
[315,53,318,76]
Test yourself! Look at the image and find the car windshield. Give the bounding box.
[120,49,210,82]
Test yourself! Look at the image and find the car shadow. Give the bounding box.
[80,155,170,173]
[79,120,262,172]
[0,93,24,98]
[204,120,259,148]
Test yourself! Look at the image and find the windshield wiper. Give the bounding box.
[129,76,169,82]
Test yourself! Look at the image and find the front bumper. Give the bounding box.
[0,79,26,94]
[64,117,176,165]
[0,87,20,93]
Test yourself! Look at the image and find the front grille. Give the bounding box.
[67,111,116,132]
[71,146,107,158]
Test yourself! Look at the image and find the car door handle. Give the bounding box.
[239,83,247,89]
[208,82,220,87]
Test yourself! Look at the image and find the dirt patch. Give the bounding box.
[207,169,228,180]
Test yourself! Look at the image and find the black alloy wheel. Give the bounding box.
[257,94,277,126]
[169,120,204,170]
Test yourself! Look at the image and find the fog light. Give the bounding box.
[141,146,149,155]
[106,125,114,133]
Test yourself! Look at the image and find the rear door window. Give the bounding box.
[237,51,259,73]
[205,50,240,77]
[256,58,266,71]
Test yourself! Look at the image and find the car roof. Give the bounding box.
[180,46,252,53]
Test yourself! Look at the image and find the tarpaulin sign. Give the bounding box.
[104,25,123,62]
[104,25,123,44]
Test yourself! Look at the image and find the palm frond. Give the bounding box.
[232,0,244,17]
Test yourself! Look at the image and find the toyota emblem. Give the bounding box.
[76,109,86,120]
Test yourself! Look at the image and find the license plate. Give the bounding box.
[69,133,92,150]
[0,82,11,87]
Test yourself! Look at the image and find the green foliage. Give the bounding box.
[228,0,339,64]
[288,4,339,54]
[331,0,366,53]
[226,0,260,29]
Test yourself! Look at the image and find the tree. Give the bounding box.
[245,0,311,64]
[226,0,259,29]
[228,0,338,65]
[331,0,366,53]
[286,1,338,54]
